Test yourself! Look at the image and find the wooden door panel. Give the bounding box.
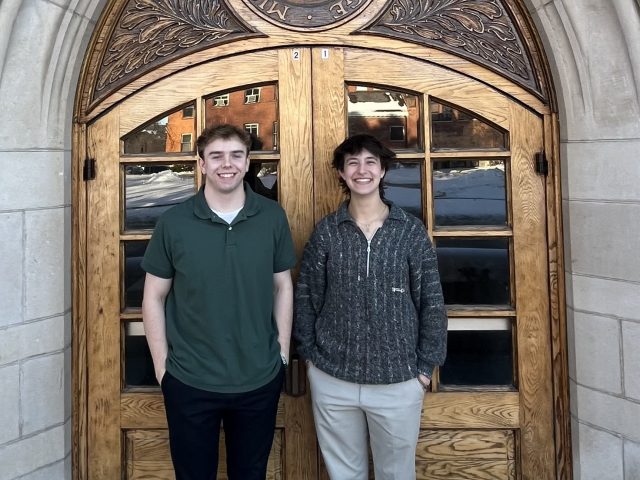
[417,430,516,480]
[125,430,285,480]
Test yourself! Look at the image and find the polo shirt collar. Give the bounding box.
[193,182,261,221]
[336,199,406,225]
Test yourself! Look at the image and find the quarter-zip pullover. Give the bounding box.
[294,201,447,385]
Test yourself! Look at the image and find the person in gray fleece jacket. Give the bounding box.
[294,134,448,480]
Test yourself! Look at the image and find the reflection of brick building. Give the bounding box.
[347,86,419,149]
[205,85,278,150]
[431,102,505,150]
[165,105,196,152]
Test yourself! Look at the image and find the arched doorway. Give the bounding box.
[73,1,569,478]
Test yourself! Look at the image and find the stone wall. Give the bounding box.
[527,0,640,478]
[0,0,104,477]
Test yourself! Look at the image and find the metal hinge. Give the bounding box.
[83,158,96,181]
[535,152,548,176]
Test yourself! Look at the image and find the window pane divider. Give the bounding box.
[433,227,512,237]
[447,306,516,317]
[430,150,510,158]
[120,154,197,163]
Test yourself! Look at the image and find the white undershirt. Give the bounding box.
[211,206,242,224]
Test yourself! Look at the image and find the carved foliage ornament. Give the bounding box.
[94,0,259,102]
[360,0,540,95]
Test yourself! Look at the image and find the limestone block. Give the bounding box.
[557,0,640,140]
[0,151,66,210]
[561,139,640,202]
[625,439,640,480]
[0,316,65,367]
[21,352,65,435]
[24,208,66,320]
[0,212,23,327]
[575,384,640,443]
[16,458,67,480]
[0,365,20,444]
[0,425,66,479]
[565,201,640,282]
[569,274,640,322]
[622,321,640,401]
[573,312,621,393]
[574,421,624,480]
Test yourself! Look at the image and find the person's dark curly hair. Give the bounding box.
[332,134,396,198]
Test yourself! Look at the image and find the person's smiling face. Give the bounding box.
[199,136,250,195]
[339,148,385,198]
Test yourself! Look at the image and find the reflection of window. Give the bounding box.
[182,105,194,118]
[244,88,261,104]
[213,94,229,107]
[244,123,259,136]
[180,133,192,152]
[389,126,405,141]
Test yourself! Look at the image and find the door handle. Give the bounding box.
[284,353,306,397]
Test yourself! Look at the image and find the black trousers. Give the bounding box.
[161,366,284,480]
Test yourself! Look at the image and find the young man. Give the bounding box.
[142,124,296,480]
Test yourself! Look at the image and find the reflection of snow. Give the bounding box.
[383,163,506,225]
[125,172,195,229]
[434,166,505,225]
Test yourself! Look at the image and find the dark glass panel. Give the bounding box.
[347,86,420,150]
[431,100,507,150]
[436,238,510,305]
[384,162,422,219]
[433,159,507,226]
[123,103,196,154]
[123,241,148,310]
[204,84,279,151]
[124,322,157,387]
[245,162,278,201]
[440,320,514,387]
[124,164,195,231]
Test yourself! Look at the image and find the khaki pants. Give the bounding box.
[307,363,425,480]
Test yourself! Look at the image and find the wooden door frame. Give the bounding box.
[71,4,571,479]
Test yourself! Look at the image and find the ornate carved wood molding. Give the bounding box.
[90,0,263,107]
[357,0,545,99]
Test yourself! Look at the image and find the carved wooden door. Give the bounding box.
[85,45,554,479]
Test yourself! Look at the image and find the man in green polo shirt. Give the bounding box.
[141,124,296,480]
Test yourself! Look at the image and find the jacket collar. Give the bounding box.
[336,199,405,225]
[193,182,260,221]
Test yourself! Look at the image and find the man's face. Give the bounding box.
[199,136,250,195]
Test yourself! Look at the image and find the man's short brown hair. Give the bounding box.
[197,124,252,159]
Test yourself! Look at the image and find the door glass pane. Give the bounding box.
[123,241,148,310]
[123,103,196,154]
[124,321,157,387]
[124,163,195,231]
[431,100,507,150]
[246,162,278,201]
[433,159,507,226]
[384,161,422,219]
[204,84,279,151]
[436,238,510,305]
[439,318,514,387]
[347,85,420,150]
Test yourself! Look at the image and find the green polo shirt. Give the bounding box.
[141,184,296,393]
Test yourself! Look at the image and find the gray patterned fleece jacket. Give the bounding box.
[294,201,447,385]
